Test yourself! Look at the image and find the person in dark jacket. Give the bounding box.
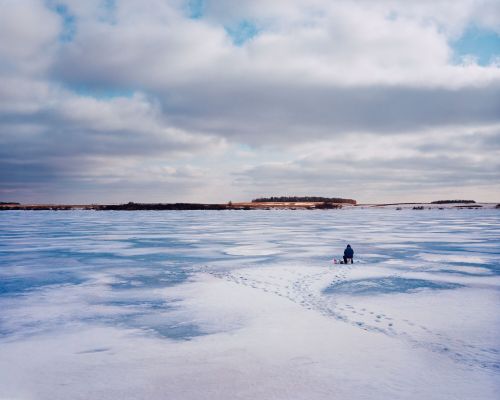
[343,244,354,264]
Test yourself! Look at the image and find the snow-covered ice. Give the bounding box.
[0,209,499,399]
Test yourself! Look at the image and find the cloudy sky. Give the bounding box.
[1,0,499,204]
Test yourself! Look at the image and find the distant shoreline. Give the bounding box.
[0,201,498,211]
[0,201,346,211]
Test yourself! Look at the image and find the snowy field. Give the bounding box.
[0,209,499,399]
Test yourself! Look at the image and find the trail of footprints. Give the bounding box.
[206,265,499,372]
[209,265,395,334]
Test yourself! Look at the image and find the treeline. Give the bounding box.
[0,205,75,210]
[100,202,227,211]
[252,196,356,204]
[431,200,476,204]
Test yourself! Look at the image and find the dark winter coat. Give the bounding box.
[344,245,354,258]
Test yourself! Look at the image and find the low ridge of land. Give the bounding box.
[1,199,498,211]
[252,196,357,205]
[0,201,350,211]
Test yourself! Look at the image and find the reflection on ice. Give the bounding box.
[0,272,85,296]
[109,269,189,290]
[223,244,280,256]
[324,277,463,296]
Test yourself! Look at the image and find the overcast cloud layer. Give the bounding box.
[1,0,499,203]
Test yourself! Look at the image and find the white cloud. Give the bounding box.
[232,125,500,202]
[0,0,498,202]
[0,0,60,74]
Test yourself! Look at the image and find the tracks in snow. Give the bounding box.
[205,264,499,372]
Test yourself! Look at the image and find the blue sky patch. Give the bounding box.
[186,0,205,19]
[452,26,500,66]
[99,0,117,24]
[226,20,259,46]
[51,3,76,42]
[67,84,135,100]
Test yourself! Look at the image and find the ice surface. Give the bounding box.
[0,209,499,399]
[323,276,464,295]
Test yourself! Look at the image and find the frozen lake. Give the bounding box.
[0,209,499,399]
